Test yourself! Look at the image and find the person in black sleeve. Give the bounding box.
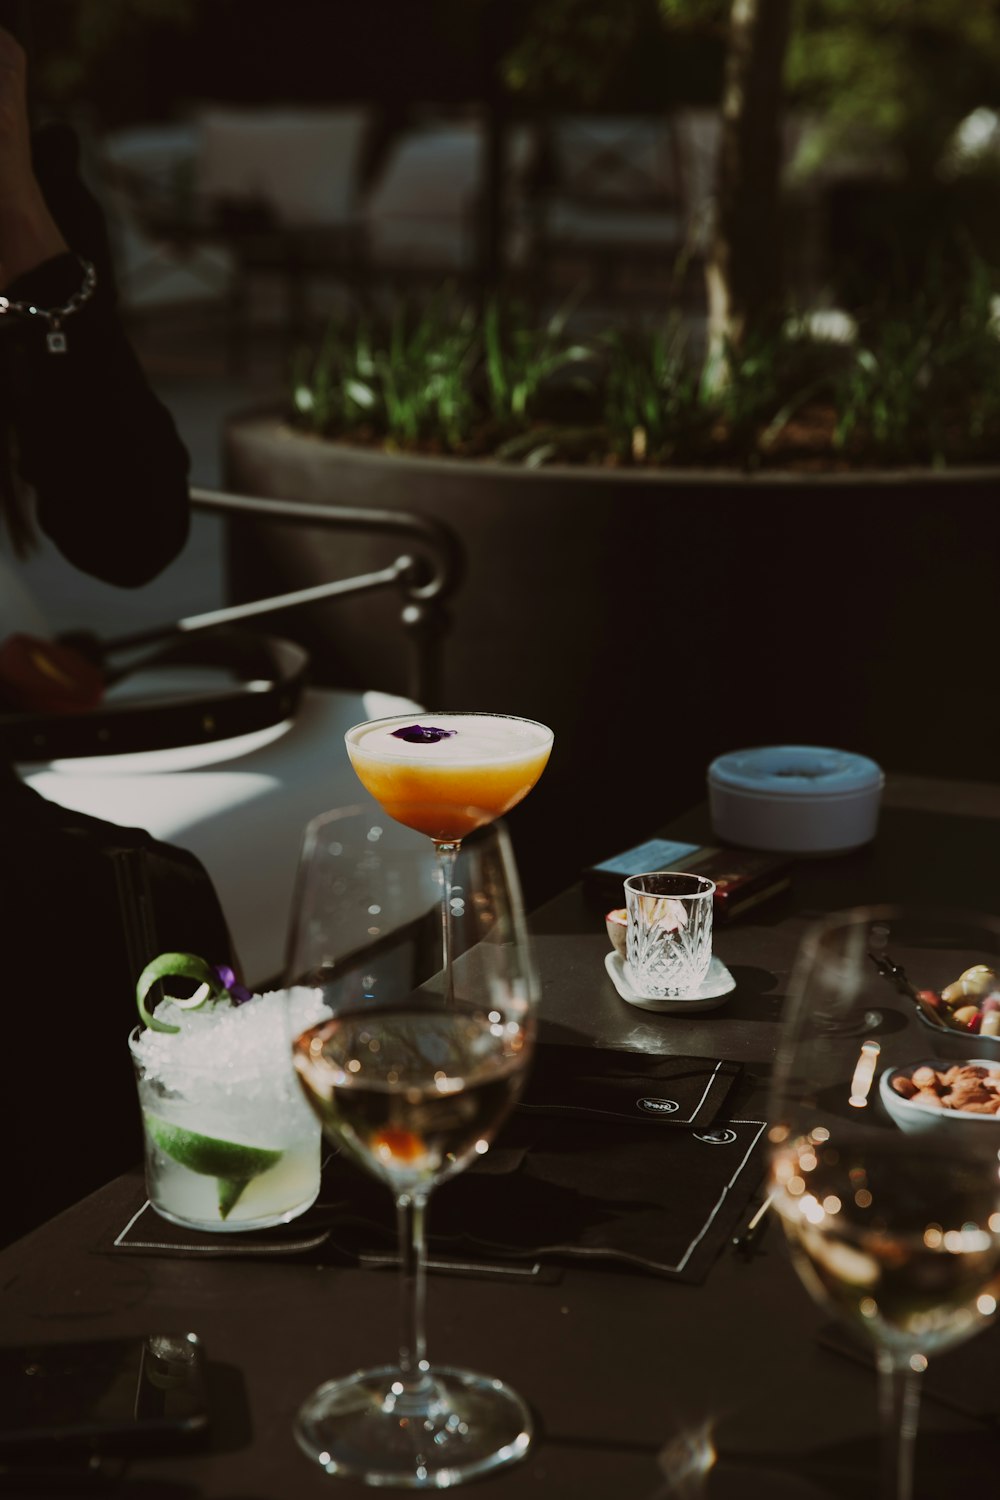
[0,18,236,1245]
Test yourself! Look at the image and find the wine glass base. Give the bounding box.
[294,1363,533,1488]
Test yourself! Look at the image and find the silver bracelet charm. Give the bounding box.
[0,256,97,353]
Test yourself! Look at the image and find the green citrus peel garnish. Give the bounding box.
[135,951,226,1034]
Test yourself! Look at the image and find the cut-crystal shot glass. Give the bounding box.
[624,871,716,998]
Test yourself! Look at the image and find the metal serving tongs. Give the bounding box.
[867,950,950,1030]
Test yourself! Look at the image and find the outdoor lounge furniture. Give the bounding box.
[9,486,461,987]
[363,117,536,279]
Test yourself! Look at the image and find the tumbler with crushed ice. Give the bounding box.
[130,981,328,1233]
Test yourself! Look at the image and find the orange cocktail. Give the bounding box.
[345,713,554,843]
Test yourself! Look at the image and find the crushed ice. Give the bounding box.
[133,986,330,1085]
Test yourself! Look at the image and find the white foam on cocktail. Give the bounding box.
[133,987,329,1147]
[350,715,552,764]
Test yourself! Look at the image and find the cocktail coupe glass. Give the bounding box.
[767,906,1000,1500]
[344,712,553,997]
[286,805,540,1487]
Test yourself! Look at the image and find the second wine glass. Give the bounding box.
[768,905,1000,1500]
[286,804,539,1488]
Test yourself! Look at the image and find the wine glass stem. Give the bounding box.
[395,1190,434,1402]
[436,840,460,1003]
[876,1350,922,1500]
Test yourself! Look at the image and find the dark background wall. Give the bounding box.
[20,0,724,127]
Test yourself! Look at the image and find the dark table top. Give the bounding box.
[3,790,1000,1498]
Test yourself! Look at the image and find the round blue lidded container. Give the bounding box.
[707,745,884,855]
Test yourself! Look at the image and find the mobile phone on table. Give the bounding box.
[0,1332,209,1458]
[584,838,793,921]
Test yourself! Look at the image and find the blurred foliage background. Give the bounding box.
[26,0,1000,192]
[17,0,1000,446]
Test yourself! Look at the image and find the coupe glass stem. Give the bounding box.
[876,1350,922,1500]
[435,840,460,1004]
[395,1191,435,1404]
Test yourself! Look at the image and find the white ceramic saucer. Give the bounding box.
[604,951,736,1014]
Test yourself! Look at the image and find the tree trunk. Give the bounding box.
[704,0,793,384]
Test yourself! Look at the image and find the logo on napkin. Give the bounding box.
[518,1044,742,1130]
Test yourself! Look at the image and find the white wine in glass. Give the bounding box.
[768,906,1000,1500]
[286,805,539,1488]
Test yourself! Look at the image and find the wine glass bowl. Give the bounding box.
[292,1004,532,1198]
[771,1129,1000,1365]
[285,805,538,1488]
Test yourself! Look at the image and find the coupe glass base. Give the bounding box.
[294,1363,533,1488]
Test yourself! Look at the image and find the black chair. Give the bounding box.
[10,488,464,987]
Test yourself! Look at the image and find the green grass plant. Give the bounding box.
[834,257,1000,465]
[289,258,1000,471]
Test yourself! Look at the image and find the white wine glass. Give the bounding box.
[768,905,1000,1500]
[285,804,539,1488]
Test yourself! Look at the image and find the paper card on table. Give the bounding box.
[518,1043,742,1129]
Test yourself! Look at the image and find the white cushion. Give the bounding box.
[365,124,533,268]
[196,106,369,227]
[19,687,420,988]
[0,549,52,640]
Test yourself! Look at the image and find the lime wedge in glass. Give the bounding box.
[144,1113,283,1219]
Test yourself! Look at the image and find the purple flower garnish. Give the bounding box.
[390,724,457,744]
[213,964,254,1006]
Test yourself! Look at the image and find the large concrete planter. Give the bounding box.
[225,411,1000,901]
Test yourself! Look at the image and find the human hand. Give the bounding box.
[0,633,105,714]
[0,24,68,286]
[0,25,35,197]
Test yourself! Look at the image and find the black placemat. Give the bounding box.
[111,1191,335,1258]
[111,1039,756,1281]
[112,1114,768,1285]
[420,1113,770,1282]
[519,1045,742,1129]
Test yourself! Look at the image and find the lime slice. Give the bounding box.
[136,952,223,1034]
[144,1113,283,1219]
[217,1177,252,1220]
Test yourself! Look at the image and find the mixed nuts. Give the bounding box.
[916,964,1000,1037]
[890,1061,1000,1115]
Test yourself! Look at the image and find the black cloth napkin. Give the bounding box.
[518,1044,741,1129]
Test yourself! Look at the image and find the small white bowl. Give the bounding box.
[915,1007,1000,1052]
[880,1058,1000,1134]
